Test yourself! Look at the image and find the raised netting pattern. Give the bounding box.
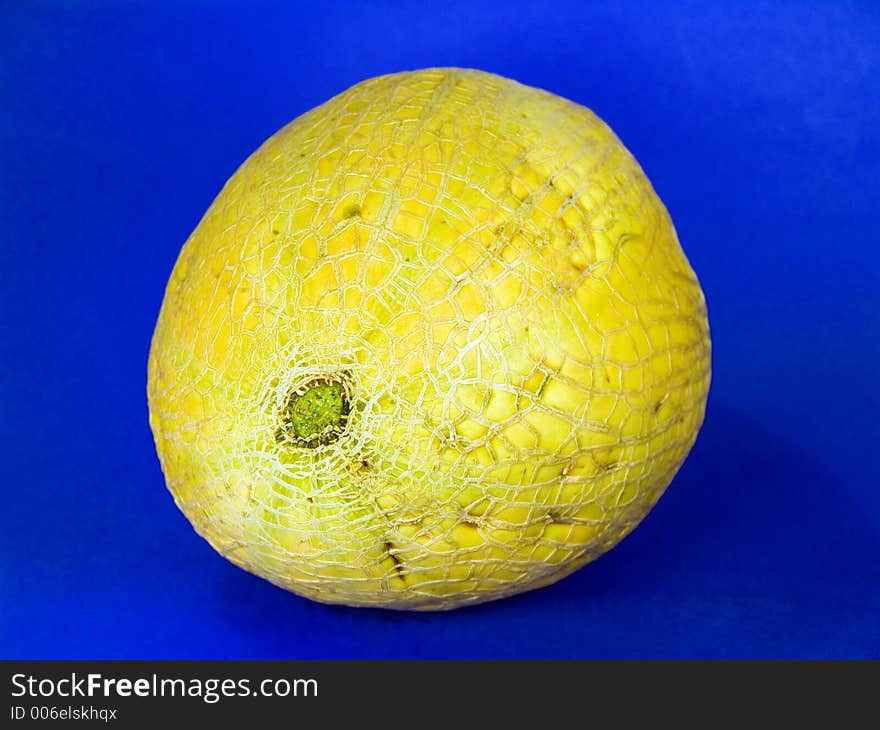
[148,69,711,610]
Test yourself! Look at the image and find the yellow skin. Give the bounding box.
[148,68,711,610]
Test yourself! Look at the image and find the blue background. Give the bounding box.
[2,1,878,659]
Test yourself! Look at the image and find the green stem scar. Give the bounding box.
[278,380,349,447]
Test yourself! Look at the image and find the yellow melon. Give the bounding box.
[148,68,711,610]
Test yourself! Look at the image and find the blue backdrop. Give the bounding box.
[2,1,878,659]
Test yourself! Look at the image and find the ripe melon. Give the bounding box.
[148,68,711,610]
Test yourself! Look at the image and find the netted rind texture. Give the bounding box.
[148,68,711,610]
